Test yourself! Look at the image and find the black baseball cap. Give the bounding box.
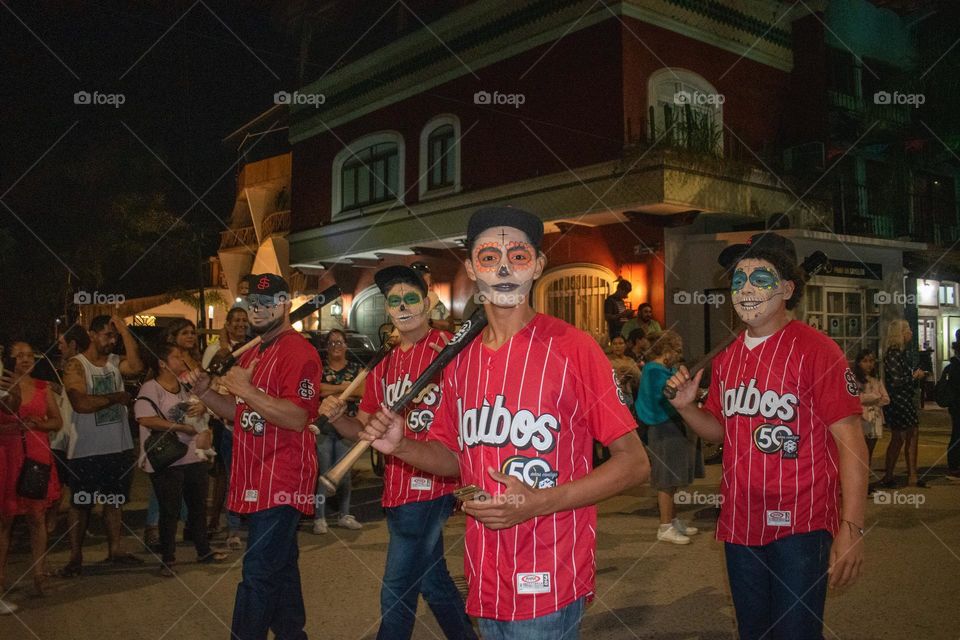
[374,265,427,296]
[244,273,291,300]
[718,232,798,271]
[466,206,544,250]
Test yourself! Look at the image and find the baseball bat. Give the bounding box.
[318,306,489,495]
[663,251,828,399]
[308,341,395,436]
[207,284,342,377]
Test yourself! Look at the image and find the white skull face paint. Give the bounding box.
[385,283,428,331]
[468,226,540,308]
[731,259,790,327]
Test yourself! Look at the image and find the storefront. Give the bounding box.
[665,227,926,363]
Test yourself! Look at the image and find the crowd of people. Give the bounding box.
[0,206,957,639]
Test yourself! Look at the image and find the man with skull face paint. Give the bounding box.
[666,233,868,640]
[320,265,473,640]
[358,206,649,639]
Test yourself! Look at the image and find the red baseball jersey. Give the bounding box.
[359,328,458,508]
[228,329,322,516]
[429,313,636,621]
[702,320,861,546]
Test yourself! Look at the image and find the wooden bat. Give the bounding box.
[207,284,342,377]
[318,306,489,495]
[307,341,395,436]
[663,251,828,399]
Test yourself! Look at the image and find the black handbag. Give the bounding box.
[138,396,189,472]
[16,432,51,500]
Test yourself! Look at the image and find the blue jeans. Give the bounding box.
[378,494,475,640]
[231,506,307,640]
[315,429,351,520]
[477,597,585,640]
[724,530,833,640]
[220,428,241,533]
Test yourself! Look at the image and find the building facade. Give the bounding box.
[278,0,959,367]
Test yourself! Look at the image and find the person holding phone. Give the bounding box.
[0,342,63,602]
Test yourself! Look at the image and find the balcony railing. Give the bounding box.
[261,210,291,237]
[828,91,911,127]
[632,109,753,164]
[219,225,257,251]
[834,184,959,245]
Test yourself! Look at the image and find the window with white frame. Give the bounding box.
[647,68,723,155]
[332,132,404,216]
[419,115,460,197]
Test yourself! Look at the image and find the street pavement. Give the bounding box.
[1,408,958,639]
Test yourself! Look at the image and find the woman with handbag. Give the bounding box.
[0,342,62,601]
[134,342,227,577]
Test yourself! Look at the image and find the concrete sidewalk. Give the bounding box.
[1,409,957,639]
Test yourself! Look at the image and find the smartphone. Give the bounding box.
[2,354,16,377]
[453,484,483,502]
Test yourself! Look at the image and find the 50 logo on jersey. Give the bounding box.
[753,423,800,459]
[238,408,266,436]
[501,455,559,488]
[384,377,441,433]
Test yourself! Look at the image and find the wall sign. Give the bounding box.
[820,259,882,280]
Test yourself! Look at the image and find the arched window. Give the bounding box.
[419,115,461,198]
[647,68,723,155]
[534,264,616,342]
[332,132,404,217]
[349,285,389,343]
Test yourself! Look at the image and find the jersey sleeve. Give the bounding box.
[426,366,460,453]
[277,340,322,420]
[809,339,862,428]
[577,336,637,445]
[358,358,386,415]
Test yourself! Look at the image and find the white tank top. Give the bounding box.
[67,353,133,459]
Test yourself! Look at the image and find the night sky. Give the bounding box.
[0,0,299,344]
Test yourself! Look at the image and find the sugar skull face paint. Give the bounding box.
[467,226,543,308]
[385,283,427,331]
[731,259,791,327]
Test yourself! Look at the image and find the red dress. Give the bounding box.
[0,379,60,517]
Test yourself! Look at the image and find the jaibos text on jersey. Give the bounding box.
[359,328,458,508]
[229,330,322,515]
[702,320,861,546]
[429,314,637,621]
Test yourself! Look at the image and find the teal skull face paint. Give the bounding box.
[731,259,789,328]
[748,267,780,290]
[387,291,423,308]
[731,269,748,293]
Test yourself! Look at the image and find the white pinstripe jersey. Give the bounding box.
[429,313,636,621]
[702,321,861,546]
[228,330,321,515]
[359,329,458,507]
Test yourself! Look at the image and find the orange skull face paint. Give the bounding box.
[475,241,536,273]
[469,226,541,308]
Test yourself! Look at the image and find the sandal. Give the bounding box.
[56,563,83,578]
[108,553,145,566]
[158,563,176,578]
[226,536,242,551]
[198,550,229,563]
